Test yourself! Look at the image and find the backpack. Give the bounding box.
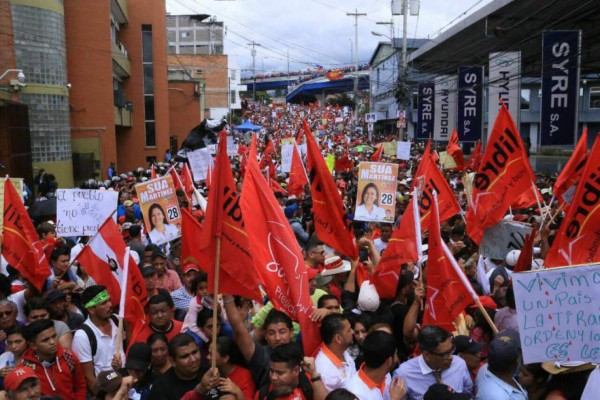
[77,315,121,358]
[258,371,314,400]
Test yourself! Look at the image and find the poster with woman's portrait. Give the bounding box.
[135,175,182,245]
[354,162,398,223]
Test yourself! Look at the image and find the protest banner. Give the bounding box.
[396,141,412,160]
[281,144,294,173]
[439,151,457,170]
[383,141,397,156]
[226,136,238,156]
[56,189,118,236]
[326,154,335,173]
[355,162,398,223]
[513,264,600,364]
[0,178,24,228]
[135,175,181,245]
[187,148,214,182]
[479,220,532,260]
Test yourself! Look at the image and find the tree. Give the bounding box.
[326,92,355,109]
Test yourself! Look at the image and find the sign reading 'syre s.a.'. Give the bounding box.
[540,30,581,146]
[417,82,434,140]
[457,66,483,142]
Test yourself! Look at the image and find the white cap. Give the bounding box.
[505,249,521,267]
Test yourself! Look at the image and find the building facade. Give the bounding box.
[167,14,224,55]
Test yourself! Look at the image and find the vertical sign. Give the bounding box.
[434,75,456,142]
[136,176,182,245]
[355,162,398,223]
[488,52,521,132]
[457,66,483,142]
[417,82,435,140]
[540,31,581,146]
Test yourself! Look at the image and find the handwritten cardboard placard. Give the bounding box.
[480,220,532,260]
[281,144,294,173]
[56,189,118,236]
[513,264,600,363]
[187,148,214,182]
[396,141,412,160]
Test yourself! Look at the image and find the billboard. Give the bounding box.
[434,75,456,142]
[417,82,435,140]
[457,66,484,142]
[488,52,521,133]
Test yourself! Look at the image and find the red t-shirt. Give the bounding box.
[254,387,307,400]
[135,319,183,343]
[229,366,256,400]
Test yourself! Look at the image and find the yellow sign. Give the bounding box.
[326,154,335,173]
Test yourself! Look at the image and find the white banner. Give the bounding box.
[514,264,600,364]
[488,52,521,134]
[281,144,294,173]
[480,220,532,260]
[396,141,412,160]
[434,75,457,142]
[56,189,118,236]
[187,148,214,182]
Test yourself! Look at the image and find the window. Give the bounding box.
[521,88,531,110]
[230,70,236,80]
[590,87,600,109]
[231,90,236,104]
[142,25,156,147]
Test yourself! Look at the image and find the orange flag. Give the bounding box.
[371,199,419,299]
[199,131,262,301]
[465,104,535,243]
[288,144,309,197]
[554,129,588,204]
[511,184,542,210]
[446,129,465,171]
[423,192,477,331]
[546,134,600,267]
[240,143,321,356]
[181,208,207,267]
[303,120,358,259]
[468,141,482,171]
[2,178,51,291]
[413,141,461,227]
[371,143,383,162]
[513,228,537,273]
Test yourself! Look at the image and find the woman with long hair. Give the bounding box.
[147,203,179,244]
[354,183,386,221]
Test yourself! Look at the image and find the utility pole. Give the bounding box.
[248,41,260,101]
[398,0,409,140]
[347,9,366,122]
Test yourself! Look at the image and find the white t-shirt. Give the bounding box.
[373,238,389,254]
[354,204,387,222]
[315,346,356,392]
[72,317,122,375]
[149,224,179,245]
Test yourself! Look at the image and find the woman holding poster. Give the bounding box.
[148,203,179,244]
[354,183,387,222]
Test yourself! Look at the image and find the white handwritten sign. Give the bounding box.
[56,189,118,236]
[281,144,294,173]
[480,221,532,260]
[396,141,412,160]
[514,264,600,364]
[187,148,214,182]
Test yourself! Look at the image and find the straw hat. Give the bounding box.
[541,361,596,375]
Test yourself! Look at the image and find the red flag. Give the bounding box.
[468,141,482,171]
[199,131,262,301]
[465,104,535,243]
[554,129,588,204]
[513,228,537,273]
[423,192,475,331]
[180,164,196,201]
[288,144,309,197]
[264,137,276,158]
[75,218,147,324]
[240,147,321,356]
[2,178,51,291]
[303,120,358,259]
[181,208,207,268]
[412,143,461,227]
[446,129,465,171]
[371,144,383,162]
[334,147,353,172]
[371,200,419,298]
[151,164,157,179]
[546,134,600,267]
[270,179,287,194]
[511,184,541,210]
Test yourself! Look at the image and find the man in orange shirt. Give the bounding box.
[135,293,183,343]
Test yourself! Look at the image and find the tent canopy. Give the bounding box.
[235,120,262,132]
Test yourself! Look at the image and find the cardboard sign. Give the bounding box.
[0,178,24,228]
[480,221,532,260]
[439,151,458,170]
[187,148,214,182]
[281,144,294,173]
[355,162,398,223]
[383,141,397,156]
[55,190,118,236]
[326,154,335,173]
[514,264,600,363]
[396,141,412,160]
[135,176,181,245]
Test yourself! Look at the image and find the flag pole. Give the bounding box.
[68,208,118,269]
[115,246,130,360]
[211,236,221,370]
[531,180,547,221]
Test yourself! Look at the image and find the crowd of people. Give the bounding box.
[0,100,597,400]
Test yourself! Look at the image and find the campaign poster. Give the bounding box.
[56,189,118,236]
[135,175,181,245]
[355,162,398,223]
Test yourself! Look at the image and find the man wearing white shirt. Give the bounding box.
[374,224,393,255]
[315,314,355,391]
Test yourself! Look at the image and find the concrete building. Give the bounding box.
[167,14,224,55]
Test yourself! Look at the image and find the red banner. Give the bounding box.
[554,129,588,204]
[447,129,465,171]
[287,144,309,197]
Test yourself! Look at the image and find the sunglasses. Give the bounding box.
[0,311,13,318]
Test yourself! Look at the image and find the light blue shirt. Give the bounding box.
[475,363,528,400]
[393,355,472,400]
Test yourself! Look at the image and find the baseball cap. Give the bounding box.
[453,335,484,355]
[284,203,299,218]
[123,200,134,207]
[4,366,38,391]
[45,289,67,303]
[182,263,200,274]
[141,265,157,277]
[151,251,167,261]
[488,329,521,366]
[424,384,470,400]
[125,343,151,371]
[96,370,123,394]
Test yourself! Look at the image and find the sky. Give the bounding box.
[167,0,493,77]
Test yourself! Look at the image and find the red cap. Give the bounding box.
[182,263,200,274]
[4,366,38,391]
